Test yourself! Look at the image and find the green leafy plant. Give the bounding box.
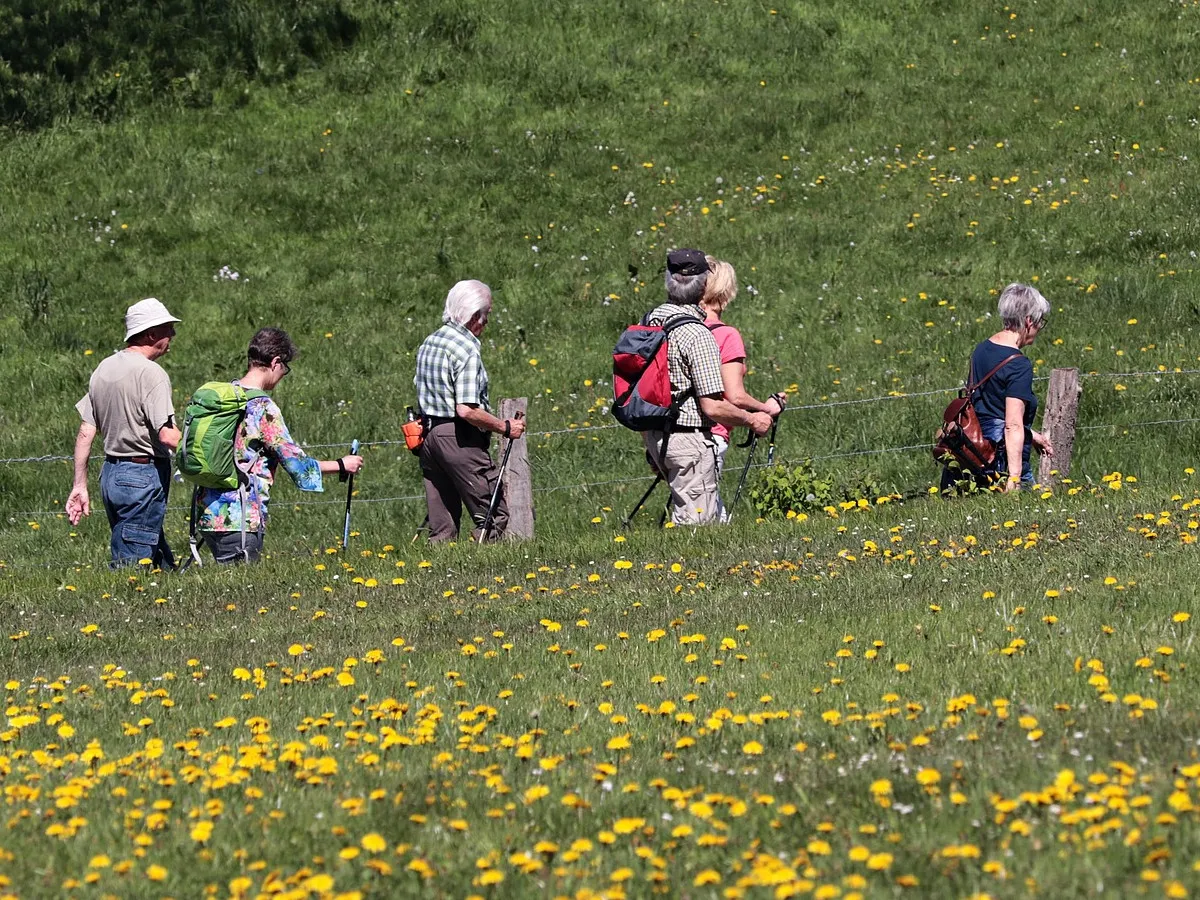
[749,461,884,519]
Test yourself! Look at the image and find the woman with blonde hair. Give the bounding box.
[700,256,788,518]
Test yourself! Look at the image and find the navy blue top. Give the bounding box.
[970,340,1036,427]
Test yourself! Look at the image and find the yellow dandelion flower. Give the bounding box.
[361,833,387,853]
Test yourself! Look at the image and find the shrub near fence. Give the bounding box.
[0,0,362,128]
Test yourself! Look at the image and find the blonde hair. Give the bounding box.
[701,256,738,314]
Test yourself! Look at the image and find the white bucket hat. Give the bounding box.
[124,297,182,341]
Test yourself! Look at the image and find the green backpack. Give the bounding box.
[178,382,269,489]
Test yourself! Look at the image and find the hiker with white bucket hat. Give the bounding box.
[66,298,182,568]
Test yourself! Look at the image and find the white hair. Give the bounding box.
[664,271,707,305]
[442,279,492,326]
[997,283,1050,330]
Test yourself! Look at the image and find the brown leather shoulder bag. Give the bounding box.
[933,353,1021,477]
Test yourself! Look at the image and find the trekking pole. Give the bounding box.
[765,393,785,467]
[342,439,359,550]
[728,394,785,521]
[480,413,522,542]
[728,434,759,520]
[621,475,663,529]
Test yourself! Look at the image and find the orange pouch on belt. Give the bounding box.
[402,419,425,453]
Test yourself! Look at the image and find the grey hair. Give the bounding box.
[664,271,708,305]
[997,283,1050,331]
[442,279,492,326]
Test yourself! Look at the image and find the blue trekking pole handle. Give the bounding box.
[342,439,359,549]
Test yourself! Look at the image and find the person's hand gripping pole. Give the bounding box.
[480,412,523,542]
[342,439,361,550]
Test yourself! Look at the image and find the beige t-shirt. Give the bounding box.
[76,351,175,458]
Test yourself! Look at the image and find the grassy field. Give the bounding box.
[1,0,1200,896]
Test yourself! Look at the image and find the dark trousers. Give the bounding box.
[419,420,507,542]
[200,530,265,564]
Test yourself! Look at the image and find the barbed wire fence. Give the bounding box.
[1,368,1198,573]
[4,368,1199,525]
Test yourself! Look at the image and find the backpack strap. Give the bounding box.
[660,314,705,406]
[649,314,704,470]
[965,353,1021,399]
[230,382,267,561]
[183,485,203,571]
[660,313,701,335]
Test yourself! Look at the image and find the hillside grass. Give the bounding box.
[1,0,1200,896]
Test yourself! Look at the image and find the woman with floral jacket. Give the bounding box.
[196,328,363,563]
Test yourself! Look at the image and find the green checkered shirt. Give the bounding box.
[414,320,489,418]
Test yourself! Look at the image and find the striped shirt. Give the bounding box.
[645,303,725,428]
[414,320,489,418]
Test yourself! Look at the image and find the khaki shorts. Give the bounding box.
[643,430,720,525]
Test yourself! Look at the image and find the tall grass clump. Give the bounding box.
[0,0,365,128]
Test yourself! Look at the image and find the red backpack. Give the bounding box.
[611,315,695,431]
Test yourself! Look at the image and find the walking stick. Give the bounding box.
[728,434,759,520]
[342,439,359,550]
[480,413,522,542]
[765,393,786,467]
[622,475,663,529]
[728,394,786,521]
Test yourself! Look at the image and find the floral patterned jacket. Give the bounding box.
[197,391,323,533]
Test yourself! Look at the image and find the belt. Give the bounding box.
[424,416,456,426]
[669,425,711,434]
[106,455,156,464]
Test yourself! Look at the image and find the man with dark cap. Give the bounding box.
[642,249,772,525]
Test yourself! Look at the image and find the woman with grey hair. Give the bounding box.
[942,283,1054,492]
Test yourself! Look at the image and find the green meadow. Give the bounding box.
[1,0,1199,897]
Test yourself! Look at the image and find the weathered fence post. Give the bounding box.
[1038,368,1081,488]
[498,397,534,539]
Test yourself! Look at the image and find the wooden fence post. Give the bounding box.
[498,397,534,539]
[1038,368,1081,488]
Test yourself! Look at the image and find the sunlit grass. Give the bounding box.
[2,0,1200,895]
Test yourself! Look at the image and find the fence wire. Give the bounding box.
[5,367,1200,526]
[6,367,1196,465]
[11,412,1200,522]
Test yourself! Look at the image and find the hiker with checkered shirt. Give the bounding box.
[642,250,772,525]
[414,280,527,542]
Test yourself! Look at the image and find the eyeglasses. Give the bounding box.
[276,358,291,376]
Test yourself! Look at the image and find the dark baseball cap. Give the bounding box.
[666,248,708,276]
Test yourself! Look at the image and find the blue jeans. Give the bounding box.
[941,418,1033,491]
[100,459,175,569]
[981,417,1033,486]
